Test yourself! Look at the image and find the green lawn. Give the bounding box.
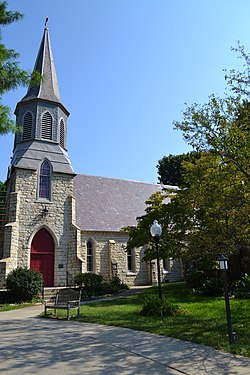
[77,282,250,357]
[0,303,33,312]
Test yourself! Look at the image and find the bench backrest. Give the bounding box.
[56,288,81,304]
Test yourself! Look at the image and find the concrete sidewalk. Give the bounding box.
[0,304,249,374]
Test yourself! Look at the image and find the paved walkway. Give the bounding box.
[0,304,249,374]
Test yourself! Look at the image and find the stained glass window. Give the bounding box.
[87,240,94,272]
[39,160,51,200]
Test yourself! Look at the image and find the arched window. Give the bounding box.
[127,249,135,273]
[41,112,52,140]
[87,239,94,272]
[59,119,65,148]
[23,112,33,140]
[39,160,51,200]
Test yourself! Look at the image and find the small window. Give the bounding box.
[41,112,52,140]
[163,259,169,272]
[59,119,65,148]
[23,112,33,140]
[127,249,134,273]
[39,160,51,200]
[87,240,94,272]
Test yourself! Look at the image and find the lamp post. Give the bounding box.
[150,220,162,300]
[218,255,236,344]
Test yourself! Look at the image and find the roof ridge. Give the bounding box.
[75,172,163,186]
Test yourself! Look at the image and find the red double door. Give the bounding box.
[30,228,55,287]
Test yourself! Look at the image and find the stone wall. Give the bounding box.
[73,231,184,287]
[78,231,150,286]
[0,167,76,287]
[0,167,184,289]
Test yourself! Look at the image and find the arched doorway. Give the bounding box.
[30,228,55,286]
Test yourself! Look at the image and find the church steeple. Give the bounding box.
[11,22,74,176]
[16,22,68,116]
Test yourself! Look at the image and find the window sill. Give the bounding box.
[126,272,137,276]
[163,270,170,274]
[36,199,52,203]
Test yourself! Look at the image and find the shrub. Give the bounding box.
[230,274,250,299]
[74,272,104,296]
[6,267,43,303]
[139,295,186,317]
[199,276,223,297]
[184,270,205,288]
[109,276,129,293]
[75,273,129,297]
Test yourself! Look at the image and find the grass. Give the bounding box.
[75,282,250,357]
[0,303,33,312]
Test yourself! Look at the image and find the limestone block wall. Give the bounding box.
[79,231,151,286]
[1,167,76,287]
[77,231,184,287]
[151,258,184,284]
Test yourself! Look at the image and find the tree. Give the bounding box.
[124,190,186,262]
[0,1,39,135]
[157,151,200,186]
[0,179,6,203]
[125,44,250,275]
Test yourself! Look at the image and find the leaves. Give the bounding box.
[0,1,41,136]
[125,43,250,269]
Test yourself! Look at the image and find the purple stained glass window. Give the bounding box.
[39,161,51,199]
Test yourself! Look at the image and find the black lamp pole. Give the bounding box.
[218,255,236,344]
[150,220,163,301]
[154,234,162,300]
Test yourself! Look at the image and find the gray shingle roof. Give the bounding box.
[74,174,172,232]
[11,140,75,175]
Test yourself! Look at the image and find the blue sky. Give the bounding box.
[1,0,250,182]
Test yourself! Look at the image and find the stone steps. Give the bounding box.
[42,287,66,302]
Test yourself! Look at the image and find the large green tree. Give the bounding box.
[124,190,185,261]
[157,151,200,187]
[0,1,39,135]
[125,44,250,273]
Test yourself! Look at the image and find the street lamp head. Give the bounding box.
[150,220,162,238]
[218,255,229,270]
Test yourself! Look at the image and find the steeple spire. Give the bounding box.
[18,22,68,115]
[11,22,74,176]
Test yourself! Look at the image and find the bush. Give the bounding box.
[184,270,205,288]
[6,267,43,303]
[74,273,129,297]
[109,276,129,293]
[199,276,223,296]
[230,274,250,299]
[139,295,186,317]
[74,272,104,296]
[185,271,223,297]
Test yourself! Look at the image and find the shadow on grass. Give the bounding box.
[77,283,250,357]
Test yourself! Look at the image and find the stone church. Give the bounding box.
[0,26,183,288]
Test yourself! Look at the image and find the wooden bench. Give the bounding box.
[44,288,81,320]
